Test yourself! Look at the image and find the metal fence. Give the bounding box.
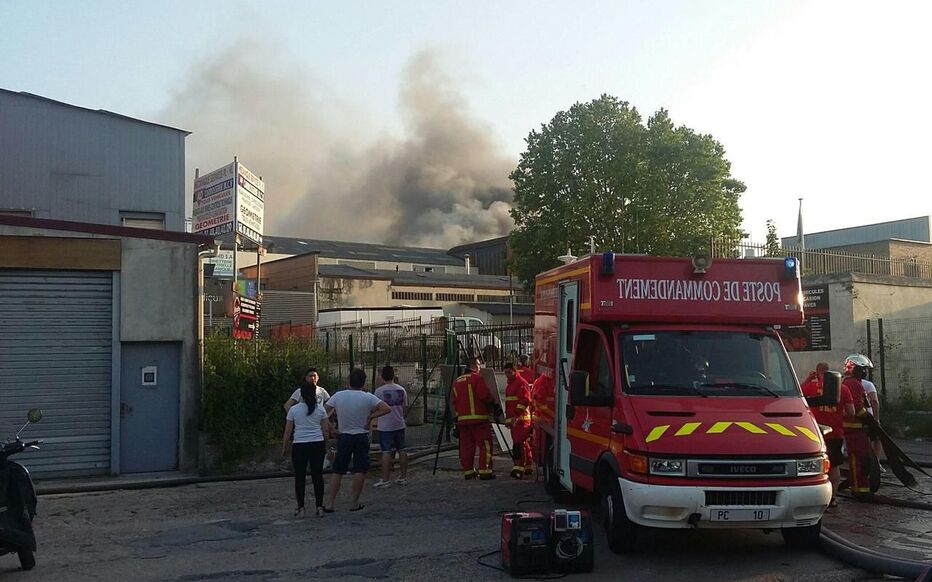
[864,317,932,409]
[710,238,932,279]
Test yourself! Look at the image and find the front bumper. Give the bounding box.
[620,478,831,530]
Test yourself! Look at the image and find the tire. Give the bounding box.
[543,439,562,498]
[18,550,35,571]
[781,520,821,548]
[600,470,638,553]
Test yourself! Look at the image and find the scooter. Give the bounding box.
[0,408,43,571]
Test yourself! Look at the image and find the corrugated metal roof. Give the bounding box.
[0,88,190,134]
[782,216,931,249]
[262,235,465,266]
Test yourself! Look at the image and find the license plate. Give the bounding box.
[709,509,770,522]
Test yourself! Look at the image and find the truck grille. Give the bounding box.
[705,490,777,506]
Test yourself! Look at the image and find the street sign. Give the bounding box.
[193,162,236,237]
[235,162,264,245]
[232,295,261,340]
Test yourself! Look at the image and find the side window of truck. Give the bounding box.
[574,328,613,399]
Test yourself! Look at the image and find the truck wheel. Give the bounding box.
[543,440,562,498]
[18,550,35,571]
[781,521,821,548]
[600,471,638,553]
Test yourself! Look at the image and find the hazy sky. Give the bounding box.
[3,1,930,243]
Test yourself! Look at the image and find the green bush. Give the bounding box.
[202,334,336,463]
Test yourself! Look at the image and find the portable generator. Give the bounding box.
[500,512,550,576]
[548,509,594,573]
[500,510,594,576]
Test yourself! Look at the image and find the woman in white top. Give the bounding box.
[282,382,333,518]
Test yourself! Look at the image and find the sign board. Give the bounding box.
[780,285,832,352]
[193,162,236,237]
[204,250,235,279]
[232,295,261,340]
[236,162,264,245]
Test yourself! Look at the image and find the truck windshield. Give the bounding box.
[620,330,799,397]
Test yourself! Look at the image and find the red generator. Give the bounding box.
[501,512,550,576]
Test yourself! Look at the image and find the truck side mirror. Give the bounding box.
[569,371,589,406]
[805,371,842,408]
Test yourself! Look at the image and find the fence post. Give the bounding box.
[372,332,379,390]
[878,318,886,399]
[865,320,873,382]
[325,331,330,355]
[348,334,355,373]
[421,333,429,421]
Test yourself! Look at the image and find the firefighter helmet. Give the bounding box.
[844,353,874,377]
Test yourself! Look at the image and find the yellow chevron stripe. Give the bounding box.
[646,425,670,443]
[736,422,767,434]
[675,422,702,436]
[765,423,797,437]
[795,426,821,443]
[707,422,733,434]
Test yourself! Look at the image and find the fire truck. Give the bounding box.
[533,253,834,553]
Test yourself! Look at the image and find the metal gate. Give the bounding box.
[0,270,113,477]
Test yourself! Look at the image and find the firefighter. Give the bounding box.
[517,354,534,384]
[841,354,880,498]
[801,362,855,506]
[451,356,498,480]
[503,363,534,479]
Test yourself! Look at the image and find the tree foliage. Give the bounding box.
[765,219,781,257]
[508,95,746,284]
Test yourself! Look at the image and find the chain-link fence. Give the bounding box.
[864,317,932,410]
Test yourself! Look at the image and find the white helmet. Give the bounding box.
[844,353,873,376]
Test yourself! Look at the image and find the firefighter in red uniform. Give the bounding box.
[451,357,498,480]
[801,362,855,506]
[516,354,534,384]
[504,364,534,479]
[841,354,879,498]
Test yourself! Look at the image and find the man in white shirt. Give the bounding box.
[323,368,390,512]
[372,366,409,488]
[283,368,330,412]
[862,378,884,466]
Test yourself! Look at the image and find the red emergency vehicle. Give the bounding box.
[533,253,831,553]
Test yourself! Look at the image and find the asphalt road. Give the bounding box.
[6,456,878,581]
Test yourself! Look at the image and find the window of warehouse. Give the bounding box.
[120,211,165,230]
[392,291,434,301]
[437,293,474,302]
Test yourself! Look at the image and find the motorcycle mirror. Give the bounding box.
[27,409,42,423]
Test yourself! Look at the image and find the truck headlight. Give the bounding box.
[649,458,686,476]
[796,456,826,476]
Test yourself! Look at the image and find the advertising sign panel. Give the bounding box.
[780,285,832,352]
[232,295,261,340]
[204,250,235,279]
[193,162,236,237]
[236,162,264,245]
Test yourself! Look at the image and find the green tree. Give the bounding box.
[509,95,746,284]
[765,219,781,257]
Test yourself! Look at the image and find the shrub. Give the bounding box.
[201,334,336,463]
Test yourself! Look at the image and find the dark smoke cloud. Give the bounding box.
[160,43,515,248]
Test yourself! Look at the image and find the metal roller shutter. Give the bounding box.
[0,270,113,477]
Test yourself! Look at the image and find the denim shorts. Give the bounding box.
[378,429,406,453]
[331,433,370,474]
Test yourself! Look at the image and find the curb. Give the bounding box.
[821,527,932,580]
[37,444,459,496]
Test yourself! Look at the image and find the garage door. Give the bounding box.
[0,270,113,477]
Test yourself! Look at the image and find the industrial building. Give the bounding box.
[0,89,204,478]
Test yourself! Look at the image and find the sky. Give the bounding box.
[2,0,930,244]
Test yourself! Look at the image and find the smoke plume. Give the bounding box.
[161,43,515,248]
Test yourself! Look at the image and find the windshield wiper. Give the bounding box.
[700,382,780,398]
[633,383,708,398]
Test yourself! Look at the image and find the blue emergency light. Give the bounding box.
[784,257,799,279]
[600,252,616,276]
